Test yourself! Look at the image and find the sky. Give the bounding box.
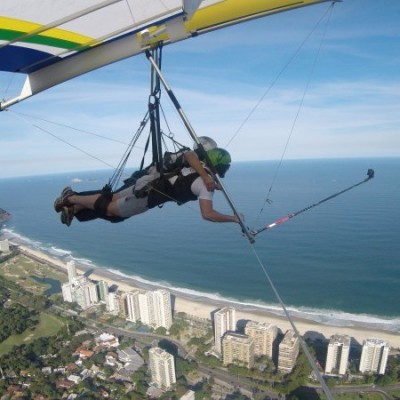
[0,0,399,179]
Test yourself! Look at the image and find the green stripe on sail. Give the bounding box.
[0,29,87,50]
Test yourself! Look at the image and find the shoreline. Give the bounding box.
[5,239,400,349]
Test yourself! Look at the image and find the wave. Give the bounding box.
[107,269,400,334]
[4,229,94,267]
[2,229,400,335]
[2,228,43,249]
[68,256,96,267]
[48,246,72,257]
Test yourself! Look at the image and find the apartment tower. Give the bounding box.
[278,330,299,373]
[359,338,389,375]
[149,347,176,389]
[66,260,77,283]
[222,332,255,368]
[214,307,236,354]
[325,334,351,375]
[245,321,278,358]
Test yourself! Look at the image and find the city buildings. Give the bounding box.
[126,290,141,322]
[61,262,109,310]
[325,334,351,375]
[105,292,120,314]
[62,278,99,310]
[153,289,173,329]
[359,338,390,375]
[124,289,173,329]
[59,265,394,380]
[97,280,109,302]
[0,239,10,253]
[245,321,278,358]
[149,347,176,390]
[105,288,173,329]
[66,260,77,283]
[278,330,299,373]
[214,307,236,354]
[222,332,255,368]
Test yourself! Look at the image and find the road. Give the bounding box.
[55,307,396,400]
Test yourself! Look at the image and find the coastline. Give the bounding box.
[7,240,400,349]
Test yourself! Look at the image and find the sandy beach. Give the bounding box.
[8,241,400,349]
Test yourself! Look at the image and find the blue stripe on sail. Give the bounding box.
[0,45,61,73]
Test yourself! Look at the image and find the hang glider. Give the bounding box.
[1,0,330,110]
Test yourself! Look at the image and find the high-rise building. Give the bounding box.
[126,291,141,322]
[131,290,172,329]
[325,334,351,375]
[118,293,128,319]
[61,282,74,303]
[105,292,120,314]
[0,239,10,253]
[222,332,255,368]
[359,338,390,375]
[73,281,99,310]
[149,347,176,389]
[245,321,278,358]
[214,307,236,354]
[96,280,109,302]
[278,330,299,373]
[66,260,77,283]
[153,289,173,329]
[62,273,98,310]
[138,291,152,326]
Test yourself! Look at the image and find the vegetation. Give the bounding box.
[1,252,400,399]
[0,312,64,356]
[0,303,39,342]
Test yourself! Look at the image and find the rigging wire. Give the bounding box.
[247,242,335,400]
[255,3,337,226]
[9,110,131,145]
[251,169,375,236]
[224,3,336,150]
[108,111,150,190]
[7,110,117,170]
[222,4,338,398]
[6,108,153,188]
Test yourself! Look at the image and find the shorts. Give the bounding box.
[115,186,149,218]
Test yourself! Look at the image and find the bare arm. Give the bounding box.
[199,198,239,223]
[184,151,217,192]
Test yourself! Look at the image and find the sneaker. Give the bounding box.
[61,207,74,226]
[54,187,74,212]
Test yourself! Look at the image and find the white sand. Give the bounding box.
[14,243,400,348]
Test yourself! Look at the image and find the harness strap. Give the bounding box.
[93,185,113,217]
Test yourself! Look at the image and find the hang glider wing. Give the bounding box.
[0,0,329,110]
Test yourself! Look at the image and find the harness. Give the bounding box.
[146,170,200,209]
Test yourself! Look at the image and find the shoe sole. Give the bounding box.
[54,187,74,213]
[61,207,73,226]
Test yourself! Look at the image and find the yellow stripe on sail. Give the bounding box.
[185,0,325,32]
[0,16,96,47]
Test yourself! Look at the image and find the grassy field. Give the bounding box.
[0,254,67,355]
[0,253,66,295]
[0,312,64,356]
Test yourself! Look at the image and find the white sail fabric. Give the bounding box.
[0,0,329,109]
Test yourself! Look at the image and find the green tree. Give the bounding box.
[175,357,196,377]
[155,326,167,335]
[92,352,106,366]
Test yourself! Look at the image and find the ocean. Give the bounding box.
[1,158,399,333]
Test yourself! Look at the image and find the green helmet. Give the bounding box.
[206,148,231,177]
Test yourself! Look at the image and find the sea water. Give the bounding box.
[1,158,399,332]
